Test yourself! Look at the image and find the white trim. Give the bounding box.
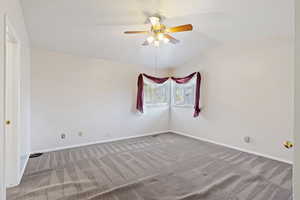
[17,154,29,185]
[31,130,292,165]
[171,105,194,108]
[31,131,169,154]
[145,104,169,108]
[144,79,171,107]
[171,76,196,107]
[7,153,30,188]
[170,130,293,165]
[0,14,7,200]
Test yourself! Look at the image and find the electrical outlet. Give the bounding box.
[244,136,250,143]
[61,133,66,139]
[78,132,83,136]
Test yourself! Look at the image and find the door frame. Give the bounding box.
[0,13,7,200]
[295,0,300,198]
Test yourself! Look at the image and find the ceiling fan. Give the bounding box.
[124,16,193,47]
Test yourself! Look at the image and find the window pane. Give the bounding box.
[144,82,169,106]
[184,85,195,105]
[175,86,184,105]
[172,80,195,106]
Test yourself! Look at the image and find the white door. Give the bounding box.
[4,17,21,188]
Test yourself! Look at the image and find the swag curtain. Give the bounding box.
[136,72,201,117]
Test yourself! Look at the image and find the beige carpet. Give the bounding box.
[7,132,293,200]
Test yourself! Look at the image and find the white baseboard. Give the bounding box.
[31,129,293,165]
[170,130,293,165]
[31,131,169,154]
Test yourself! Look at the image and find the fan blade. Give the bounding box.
[164,34,180,44]
[166,24,193,33]
[124,31,148,34]
[142,40,150,46]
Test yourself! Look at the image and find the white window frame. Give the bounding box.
[143,77,170,108]
[171,76,196,108]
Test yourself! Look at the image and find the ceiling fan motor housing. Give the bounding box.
[151,24,166,34]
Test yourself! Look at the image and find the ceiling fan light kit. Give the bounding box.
[149,16,160,26]
[124,16,193,47]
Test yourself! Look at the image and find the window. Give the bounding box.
[142,76,196,108]
[144,80,170,106]
[136,73,200,115]
[172,78,196,107]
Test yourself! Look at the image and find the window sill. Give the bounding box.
[171,105,194,108]
[144,104,194,109]
[145,104,170,108]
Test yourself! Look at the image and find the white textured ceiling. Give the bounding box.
[21,0,294,68]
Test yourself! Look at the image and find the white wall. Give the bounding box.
[31,39,294,163]
[170,38,294,163]
[31,48,170,152]
[0,0,31,198]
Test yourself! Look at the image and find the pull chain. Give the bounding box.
[155,47,158,76]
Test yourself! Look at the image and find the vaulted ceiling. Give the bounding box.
[21,0,294,68]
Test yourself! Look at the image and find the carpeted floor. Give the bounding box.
[7,132,293,200]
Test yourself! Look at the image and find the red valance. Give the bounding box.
[136,72,202,117]
[171,72,196,84]
[143,73,169,84]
